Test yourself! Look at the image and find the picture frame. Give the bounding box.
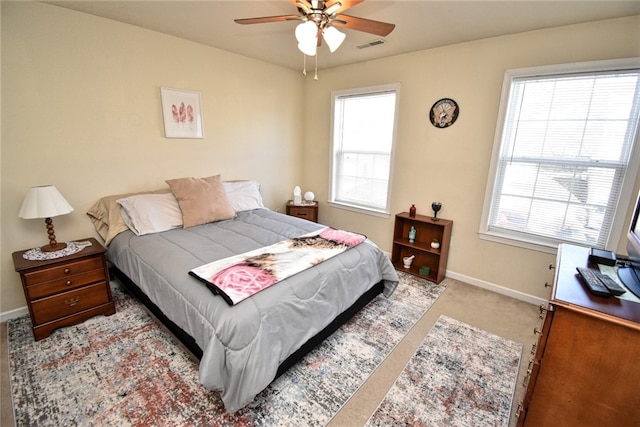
[160,87,204,138]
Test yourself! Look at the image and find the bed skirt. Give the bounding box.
[109,266,384,378]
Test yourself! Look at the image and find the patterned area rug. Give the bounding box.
[366,315,523,427]
[7,271,445,426]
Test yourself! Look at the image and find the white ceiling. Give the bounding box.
[44,1,640,71]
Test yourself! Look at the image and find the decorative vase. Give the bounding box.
[409,204,416,217]
[409,226,416,243]
[431,239,440,249]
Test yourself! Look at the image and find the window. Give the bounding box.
[329,84,400,216]
[481,59,640,252]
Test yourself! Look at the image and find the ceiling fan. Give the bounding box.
[234,0,395,56]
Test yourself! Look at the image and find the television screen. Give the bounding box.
[618,190,640,298]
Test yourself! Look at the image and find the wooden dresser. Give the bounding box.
[518,244,640,426]
[12,237,116,340]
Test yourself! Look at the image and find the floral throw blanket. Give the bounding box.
[189,227,366,306]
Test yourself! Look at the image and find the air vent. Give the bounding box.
[356,39,386,49]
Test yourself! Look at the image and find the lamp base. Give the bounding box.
[40,242,68,252]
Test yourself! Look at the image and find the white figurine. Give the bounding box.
[293,186,302,205]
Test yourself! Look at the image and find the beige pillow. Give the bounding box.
[165,174,236,228]
[87,188,170,245]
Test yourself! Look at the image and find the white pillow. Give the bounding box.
[223,180,266,212]
[117,193,183,236]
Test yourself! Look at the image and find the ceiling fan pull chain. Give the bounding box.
[314,53,318,80]
[302,53,307,76]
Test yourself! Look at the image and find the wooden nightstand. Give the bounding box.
[286,200,318,223]
[12,237,116,341]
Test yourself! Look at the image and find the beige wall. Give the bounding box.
[303,15,640,300]
[1,2,639,314]
[1,2,304,313]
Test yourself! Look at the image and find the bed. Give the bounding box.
[88,176,399,413]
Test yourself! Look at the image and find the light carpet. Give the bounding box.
[7,271,444,426]
[366,315,523,427]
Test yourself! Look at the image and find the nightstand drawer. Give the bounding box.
[288,207,313,218]
[286,200,318,223]
[31,282,110,325]
[23,257,104,286]
[26,268,107,300]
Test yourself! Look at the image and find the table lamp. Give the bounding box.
[18,185,74,252]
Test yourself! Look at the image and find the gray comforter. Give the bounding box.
[107,209,399,413]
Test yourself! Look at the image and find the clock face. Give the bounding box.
[430,98,459,128]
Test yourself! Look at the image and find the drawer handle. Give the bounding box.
[539,304,547,318]
[65,280,72,286]
[522,360,533,386]
[549,264,555,270]
[64,268,71,274]
[544,281,551,288]
[534,327,543,335]
[65,296,80,307]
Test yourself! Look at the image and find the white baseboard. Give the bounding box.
[383,250,547,306]
[446,270,548,307]
[1,306,29,323]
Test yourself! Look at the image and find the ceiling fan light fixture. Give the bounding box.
[296,21,318,56]
[298,40,317,56]
[295,21,317,43]
[324,2,342,16]
[323,26,345,52]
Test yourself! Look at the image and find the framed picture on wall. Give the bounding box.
[160,87,204,138]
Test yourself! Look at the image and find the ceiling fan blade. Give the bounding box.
[234,15,300,25]
[332,14,395,36]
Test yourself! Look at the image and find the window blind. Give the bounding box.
[488,69,640,248]
[330,86,398,214]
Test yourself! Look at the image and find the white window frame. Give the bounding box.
[328,83,400,217]
[480,58,640,254]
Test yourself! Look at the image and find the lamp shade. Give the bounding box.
[296,21,318,56]
[298,41,317,56]
[18,185,74,219]
[324,26,345,53]
[295,21,317,43]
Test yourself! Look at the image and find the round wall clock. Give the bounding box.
[429,98,459,128]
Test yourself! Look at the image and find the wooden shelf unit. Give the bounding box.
[391,212,452,283]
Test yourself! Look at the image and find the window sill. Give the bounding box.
[327,201,390,219]
[478,230,560,255]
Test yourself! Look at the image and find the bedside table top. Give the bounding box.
[287,200,318,207]
[12,237,105,272]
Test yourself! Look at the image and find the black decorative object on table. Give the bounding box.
[431,202,442,221]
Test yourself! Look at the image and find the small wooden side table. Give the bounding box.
[286,200,318,223]
[12,237,116,340]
